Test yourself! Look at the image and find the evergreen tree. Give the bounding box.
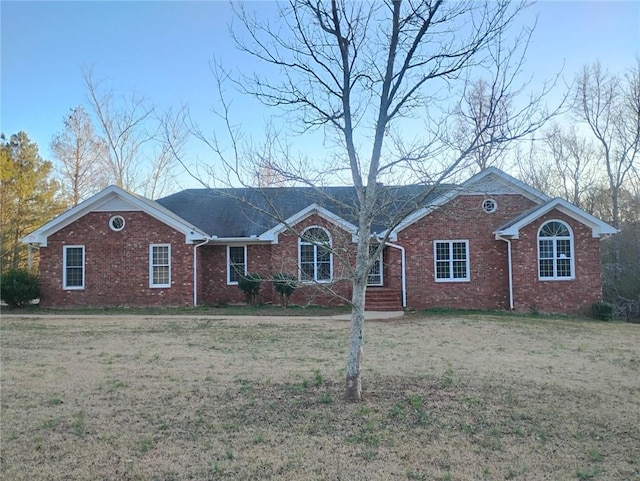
[0,132,67,273]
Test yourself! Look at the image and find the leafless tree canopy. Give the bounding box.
[574,60,640,228]
[51,106,108,206]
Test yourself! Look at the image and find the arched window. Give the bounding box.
[299,227,332,282]
[538,220,574,280]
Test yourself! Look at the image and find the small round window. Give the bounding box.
[109,215,125,231]
[482,198,497,213]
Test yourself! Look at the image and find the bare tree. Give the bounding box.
[84,70,155,193]
[543,123,599,209]
[574,60,640,228]
[195,0,555,401]
[455,78,512,173]
[84,70,188,198]
[51,106,107,206]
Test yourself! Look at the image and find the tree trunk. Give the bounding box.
[346,278,366,401]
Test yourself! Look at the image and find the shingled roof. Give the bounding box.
[156,184,452,238]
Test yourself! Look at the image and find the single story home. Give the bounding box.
[23,167,616,314]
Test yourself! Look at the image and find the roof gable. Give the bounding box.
[494,197,618,239]
[390,167,550,238]
[22,186,209,246]
[258,203,358,243]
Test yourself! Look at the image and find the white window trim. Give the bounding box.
[367,248,384,287]
[227,245,248,285]
[63,245,85,290]
[149,244,171,288]
[433,240,470,283]
[298,226,333,283]
[537,220,575,281]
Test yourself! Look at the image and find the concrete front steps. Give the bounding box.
[365,288,403,311]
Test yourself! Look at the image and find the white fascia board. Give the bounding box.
[206,237,271,244]
[494,198,618,239]
[21,185,209,246]
[258,203,358,244]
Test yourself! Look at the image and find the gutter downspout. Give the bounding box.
[193,239,209,307]
[379,240,406,309]
[496,235,514,310]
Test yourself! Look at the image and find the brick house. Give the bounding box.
[23,168,616,314]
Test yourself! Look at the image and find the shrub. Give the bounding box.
[238,273,262,305]
[273,272,297,307]
[592,301,615,321]
[1,269,40,307]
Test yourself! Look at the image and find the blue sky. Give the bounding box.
[1,1,639,189]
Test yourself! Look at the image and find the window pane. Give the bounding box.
[66,247,83,267]
[229,246,245,264]
[317,262,331,281]
[317,246,331,262]
[300,262,314,280]
[452,242,467,260]
[540,221,569,237]
[229,265,242,283]
[556,239,571,258]
[303,227,329,243]
[539,259,554,277]
[66,267,83,287]
[452,260,467,279]
[367,257,382,285]
[436,261,450,279]
[556,258,572,277]
[153,246,169,265]
[153,266,169,285]
[539,240,554,259]
[300,244,314,263]
[435,242,450,261]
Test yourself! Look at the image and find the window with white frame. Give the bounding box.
[538,220,574,280]
[149,244,171,288]
[299,227,332,282]
[63,245,85,289]
[227,245,247,284]
[434,240,470,282]
[367,246,383,286]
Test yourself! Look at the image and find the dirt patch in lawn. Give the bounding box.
[1,314,639,480]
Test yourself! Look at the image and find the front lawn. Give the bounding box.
[1,313,638,480]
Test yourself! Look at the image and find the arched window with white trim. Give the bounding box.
[299,227,332,282]
[538,220,574,280]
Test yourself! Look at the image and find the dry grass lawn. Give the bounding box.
[1,312,639,480]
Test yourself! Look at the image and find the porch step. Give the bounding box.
[365,288,402,311]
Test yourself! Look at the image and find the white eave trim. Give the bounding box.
[21,185,209,247]
[494,198,618,239]
[258,203,358,244]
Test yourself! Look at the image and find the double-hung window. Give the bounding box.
[227,245,247,284]
[538,220,574,280]
[63,245,85,289]
[299,227,332,282]
[434,240,470,282]
[149,244,171,288]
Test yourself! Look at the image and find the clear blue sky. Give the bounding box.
[1,1,639,189]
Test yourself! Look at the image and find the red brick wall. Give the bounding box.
[197,214,355,307]
[399,194,538,311]
[39,211,194,308]
[510,210,603,315]
[198,244,275,305]
[39,199,605,314]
